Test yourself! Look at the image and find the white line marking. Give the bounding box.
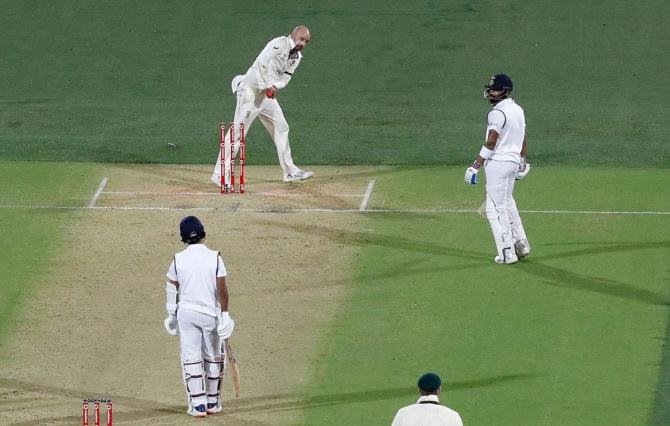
[2,204,668,215]
[359,180,376,211]
[88,177,109,208]
[101,191,364,197]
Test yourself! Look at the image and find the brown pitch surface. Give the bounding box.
[0,165,384,425]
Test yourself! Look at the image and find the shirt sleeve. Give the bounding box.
[487,109,506,134]
[166,259,177,281]
[274,55,301,90]
[255,37,291,89]
[217,254,227,278]
[390,409,402,426]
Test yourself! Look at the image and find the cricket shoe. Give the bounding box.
[206,400,222,414]
[187,404,207,417]
[514,239,531,258]
[283,169,314,182]
[494,247,518,265]
[211,175,222,187]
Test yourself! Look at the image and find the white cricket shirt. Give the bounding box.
[244,35,302,90]
[166,244,227,318]
[391,395,463,426]
[486,98,526,164]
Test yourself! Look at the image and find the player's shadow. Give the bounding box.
[252,218,488,263]
[0,373,535,424]
[520,240,670,306]
[256,218,670,306]
[223,373,537,415]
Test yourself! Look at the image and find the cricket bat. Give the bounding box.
[224,339,240,397]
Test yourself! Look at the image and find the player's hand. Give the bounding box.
[265,86,277,99]
[217,312,235,339]
[164,314,178,336]
[464,166,479,184]
[516,160,530,180]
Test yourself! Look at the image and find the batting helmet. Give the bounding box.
[484,73,513,104]
[180,216,206,244]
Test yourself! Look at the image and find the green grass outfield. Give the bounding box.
[1,0,670,424]
[1,163,668,425]
[0,162,102,346]
[0,0,667,166]
[304,166,670,425]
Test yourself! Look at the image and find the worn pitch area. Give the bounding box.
[0,165,379,425]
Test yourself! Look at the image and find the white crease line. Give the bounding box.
[88,177,109,208]
[359,180,376,211]
[0,204,669,215]
[103,191,219,196]
[522,210,670,215]
[258,192,363,198]
[101,191,364,197]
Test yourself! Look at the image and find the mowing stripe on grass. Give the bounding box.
[0,162,102,349]
[304,167,670,426]
[653,313,670,425]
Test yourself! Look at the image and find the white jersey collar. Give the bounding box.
[493,98,514,108]
[417,395,440,404]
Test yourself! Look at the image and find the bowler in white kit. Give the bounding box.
[163,216,235,417]
[212,25,314,186]
[465,73,531,264]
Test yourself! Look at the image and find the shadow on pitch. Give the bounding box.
[222,373,537,415]
[252,218,488,263]
[520,240,670,306]
[0,373,535,424]
[256,217,670,305]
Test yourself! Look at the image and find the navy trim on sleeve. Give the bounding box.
[492,108,507,128]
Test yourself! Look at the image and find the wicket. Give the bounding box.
[82,399,112,426]
[219,122,246,194]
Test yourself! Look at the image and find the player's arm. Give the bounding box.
[465,110,503,184]
[163,278,180,336]
[217,276,229,312]
[273,54,300,91]
[216,276,235,339]
[474,129,499,167]
[256,38,289,90]
[516,133,531,180]
[165,279,179,313]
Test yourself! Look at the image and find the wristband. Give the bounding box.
[471,162,481,169]
[479,146,494,160]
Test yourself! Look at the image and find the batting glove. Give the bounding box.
[217,312,235,339]
[516,160,531,180]
[464,162,481,184]
[164,314,178,336]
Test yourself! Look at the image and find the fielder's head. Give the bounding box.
[484,73,513,104]
[290,25,311,52]
[417,373,442,396]
[180,215,206,244]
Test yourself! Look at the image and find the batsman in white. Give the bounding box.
[465,73,531,264]
[163,216,235,417]
[212,25,314,186]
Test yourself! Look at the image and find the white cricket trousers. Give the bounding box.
[213,84,299,182]
[484,160,528,257]
[177,309,222,407]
